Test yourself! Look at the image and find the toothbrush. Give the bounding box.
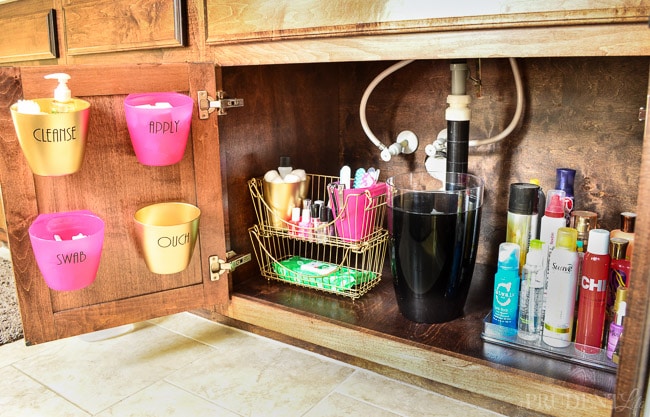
[353,168,366,188]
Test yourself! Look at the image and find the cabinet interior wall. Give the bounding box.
[220,56,648,280]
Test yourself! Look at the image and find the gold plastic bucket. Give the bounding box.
[134,202,201,275]
[10,98,90,176]
[262,177,310,229]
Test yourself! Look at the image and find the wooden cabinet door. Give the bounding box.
[0,63,229,345]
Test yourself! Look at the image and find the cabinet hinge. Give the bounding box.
[209,251,251,281]
[198,90,244,119]
[640,107,646,122]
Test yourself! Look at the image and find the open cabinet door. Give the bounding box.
[0,63,229,345]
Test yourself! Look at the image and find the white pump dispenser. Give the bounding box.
[44,73,75,113]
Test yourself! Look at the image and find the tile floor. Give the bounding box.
[0,312,506,417]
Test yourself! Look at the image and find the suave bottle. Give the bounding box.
[492,242,521,329]
[542,227,579,348]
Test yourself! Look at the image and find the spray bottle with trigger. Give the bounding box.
[44,73,76,113]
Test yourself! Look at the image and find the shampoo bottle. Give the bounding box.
[44,73,76,113]
[575,229,611,353]
[543,227,579,348]
[518,239,547,341]
[610,212,636,260]
[492,242,521,329]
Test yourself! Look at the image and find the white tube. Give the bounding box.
[359,60,415,153]
[469,57,524,147]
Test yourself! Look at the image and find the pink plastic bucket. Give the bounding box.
[328,182,386,242]
[28,210,105,291]
[124,92,193,166]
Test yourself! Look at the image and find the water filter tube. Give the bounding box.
[446,62,470,175]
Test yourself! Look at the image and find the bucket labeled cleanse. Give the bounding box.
[10,98,90,176]
[134,202,200,274]
[124,92,194,166]
[328,181,386,242]
[29,210,105,291]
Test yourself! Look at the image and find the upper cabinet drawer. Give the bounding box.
[63,0,187,56]
[205,0,650,45]
[0,9,58,64]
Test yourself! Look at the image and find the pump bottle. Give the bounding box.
[44,73,75,113]
[575,229,611,353]
[543,227,579,348]
[492,242,521,329]
[518,239,547,341]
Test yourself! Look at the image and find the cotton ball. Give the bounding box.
[290,169,307,181]
[264,170,281,183]
[283,173,301,183]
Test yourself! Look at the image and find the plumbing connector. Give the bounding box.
[380,130,419,162]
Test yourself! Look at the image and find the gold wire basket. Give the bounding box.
[248,173,389,299]
[249,225,388,299]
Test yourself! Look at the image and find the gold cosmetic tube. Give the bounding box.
[134,202,201,275]
[10,98,90,176]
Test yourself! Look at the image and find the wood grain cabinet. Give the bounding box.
[0,6,58,64]
[1,2,650,416]
[62,0,187,56]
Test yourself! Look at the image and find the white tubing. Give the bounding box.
[359,58,524,152]
[469,57,524,147]
[360,60,415,152]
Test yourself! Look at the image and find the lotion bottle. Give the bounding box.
[492,242,521,329]
[543,227,579,348]
[44,73,76,113]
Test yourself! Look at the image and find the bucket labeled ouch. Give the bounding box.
[387,172,484,323]
[124,92,194,166]
[134,202,200,274]
[328,182,386,242]
[10,99,90,176]
[29,210,105,291]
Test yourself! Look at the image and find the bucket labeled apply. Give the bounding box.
[29,210,105,291]
[10,73,90,176]
[124,92,194,166]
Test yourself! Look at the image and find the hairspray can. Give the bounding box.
[575,229,611,353]
[506,183,539,271]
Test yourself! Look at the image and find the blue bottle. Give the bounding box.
[492,242,521,329]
